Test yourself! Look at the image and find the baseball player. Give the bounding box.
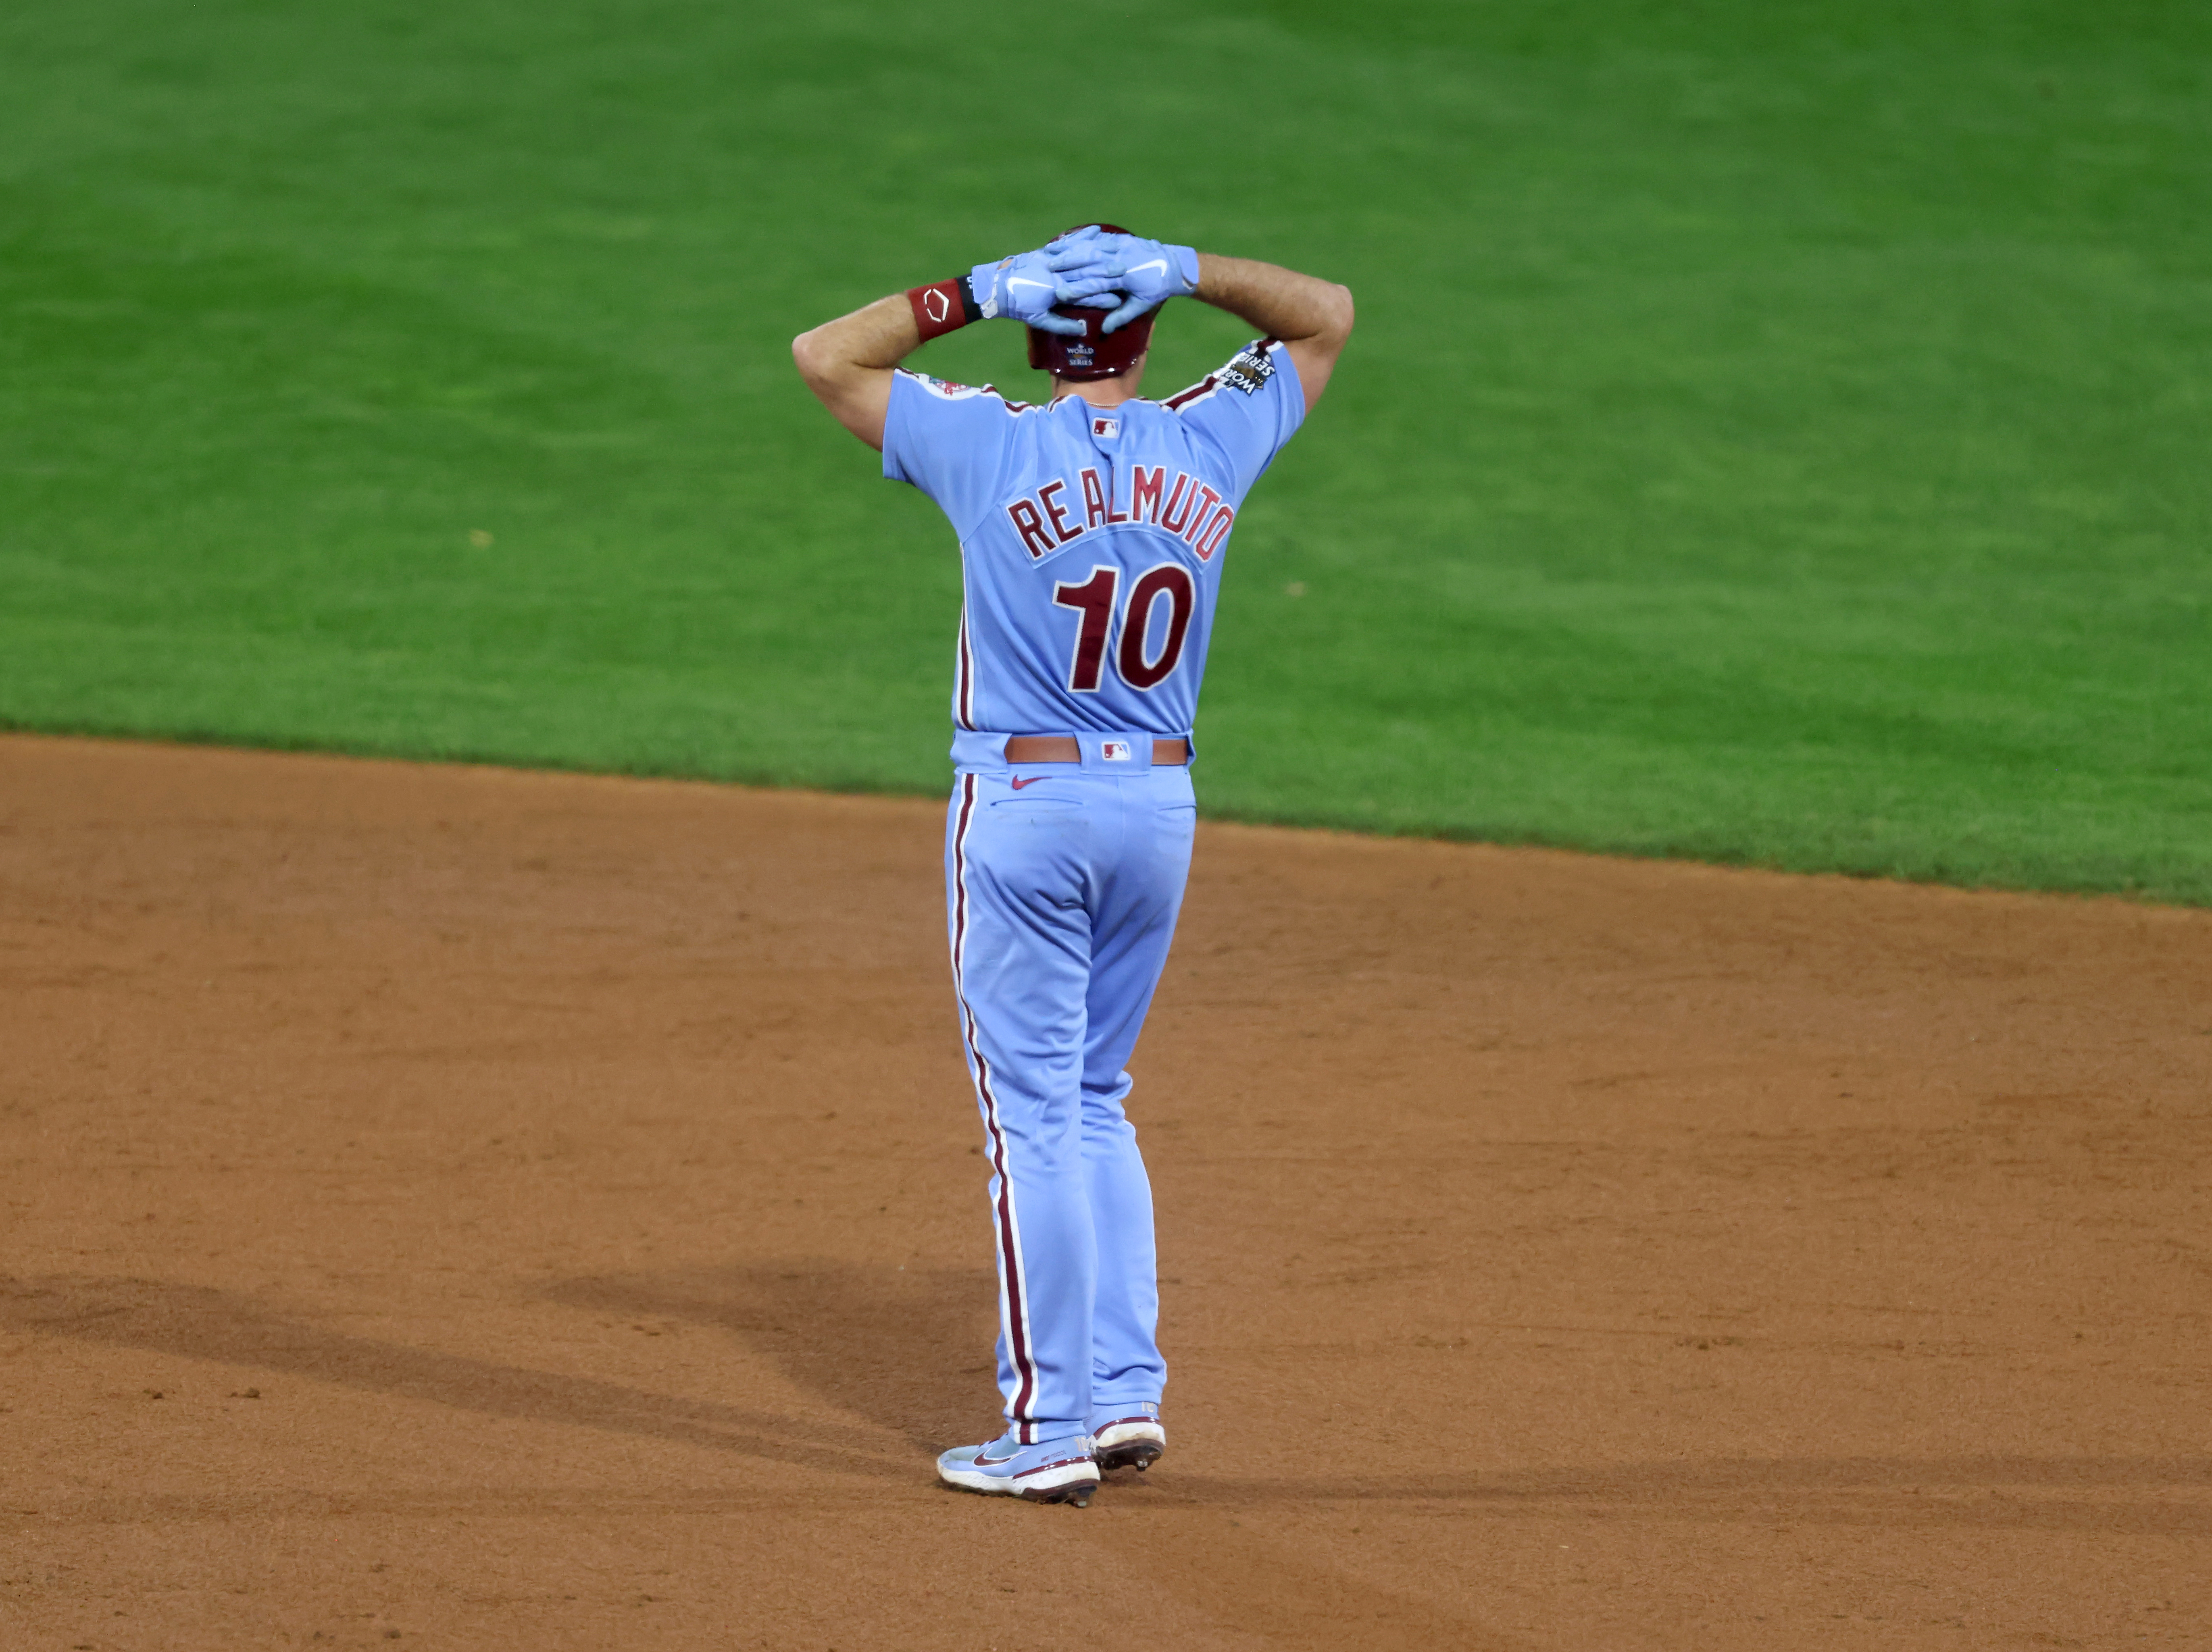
[793,224,1353,1505]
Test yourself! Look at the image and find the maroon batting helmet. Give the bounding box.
[1027,222,1158,381]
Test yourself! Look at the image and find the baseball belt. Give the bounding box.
[1004,736,1189,766]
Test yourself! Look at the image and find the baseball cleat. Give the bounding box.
[936,1433,1101,1506]
[1087,1402,1165,1472]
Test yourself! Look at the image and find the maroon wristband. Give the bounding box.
[908,276,981,342]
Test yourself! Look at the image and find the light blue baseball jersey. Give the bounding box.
[882,339,1305,743]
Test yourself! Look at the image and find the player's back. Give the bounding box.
[882,340,1305,741]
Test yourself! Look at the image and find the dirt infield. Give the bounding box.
[2,734,2206,1650]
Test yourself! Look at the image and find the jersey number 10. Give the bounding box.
[1052,563,1197,693]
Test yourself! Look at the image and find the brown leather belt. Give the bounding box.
[1004,735,1188,766]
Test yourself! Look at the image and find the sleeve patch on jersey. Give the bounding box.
[1219,344,1275,396]
[908,371,1027,409]
[913,374,985,400]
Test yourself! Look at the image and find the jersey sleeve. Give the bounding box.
[1161,339,1305,498]
[881,369,1025,538]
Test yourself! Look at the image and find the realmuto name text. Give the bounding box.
[1005,466,1234,564]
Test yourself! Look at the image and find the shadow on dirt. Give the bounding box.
[544,1261,1000,1451]
[0,1273,907,1479]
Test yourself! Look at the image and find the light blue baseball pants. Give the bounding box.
[944,739,1196,1444]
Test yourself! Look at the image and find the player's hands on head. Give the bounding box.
[969,245,1108,337]
[968,229,1198,337]
[1045,227,1201,334]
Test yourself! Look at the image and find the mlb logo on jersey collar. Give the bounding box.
[1090,416,1120,441]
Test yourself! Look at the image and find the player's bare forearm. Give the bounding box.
[791,294,920,451]
[1192,254,1354,412]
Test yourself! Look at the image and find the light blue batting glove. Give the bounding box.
[969,246,1096,337]
[1044,227,1201,333]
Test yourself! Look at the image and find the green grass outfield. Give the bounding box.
[3,2,2207,901]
